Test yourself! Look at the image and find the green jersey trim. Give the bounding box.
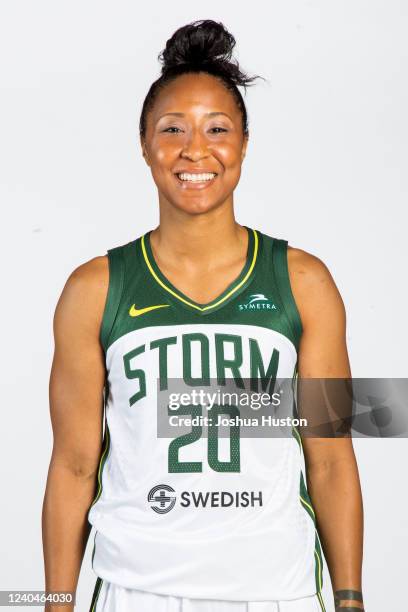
[271,239,303,350]
[293,422,325,607]
[317,588,327,611]
[100,246,125,352]
[141,227,259,314]
[88,418,110,509]
[89,576,103,612]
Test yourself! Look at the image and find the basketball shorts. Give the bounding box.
[90,578,326,612]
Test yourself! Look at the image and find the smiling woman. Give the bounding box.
[43,19,365,612]
[142,72,246,216]
[136,20,260,221]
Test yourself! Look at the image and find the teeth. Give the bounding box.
[178,172,216,182]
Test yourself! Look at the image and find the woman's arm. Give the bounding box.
[42,256,108,611]
[289,248,365,611]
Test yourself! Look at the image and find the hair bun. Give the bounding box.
[159,20,236,72]
[140,20,262,140]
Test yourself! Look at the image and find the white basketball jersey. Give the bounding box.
[87,228,325,604]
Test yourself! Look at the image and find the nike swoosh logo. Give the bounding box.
[129,304,170,317]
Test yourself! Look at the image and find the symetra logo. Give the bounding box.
[238,293,277,312]
[148,485,262,513]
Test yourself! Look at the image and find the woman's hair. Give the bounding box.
[139,20,262,139]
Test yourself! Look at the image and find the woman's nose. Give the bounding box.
[180,130,209,161]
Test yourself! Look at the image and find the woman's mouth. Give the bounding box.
[174,172,218,189]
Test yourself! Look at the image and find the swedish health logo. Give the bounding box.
[238,294,277,312]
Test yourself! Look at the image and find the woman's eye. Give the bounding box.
[161,126,227,134]
[162,126,182,133]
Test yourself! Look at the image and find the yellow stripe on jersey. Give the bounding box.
[141,229,259,312]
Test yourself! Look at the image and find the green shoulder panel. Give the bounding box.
[100,245,125,353]
[270,237,303,351]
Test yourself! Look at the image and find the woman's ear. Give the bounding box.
[241,135,249,162]
[140,138,151,166]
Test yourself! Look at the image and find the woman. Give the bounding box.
[43,20,365,612]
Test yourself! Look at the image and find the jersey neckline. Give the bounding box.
[140,226,260,316]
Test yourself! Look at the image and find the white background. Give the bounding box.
[0,1,407,610]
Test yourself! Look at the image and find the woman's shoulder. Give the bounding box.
[287,244,332,282]
[53,255,109,340]
[287,244,346,324]
[65,254,109,301]
[56,234,140,327]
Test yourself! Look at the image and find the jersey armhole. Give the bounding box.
[271,238,303,351]
[99,246,125,354]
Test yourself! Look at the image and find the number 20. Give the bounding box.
[168,404,241,473]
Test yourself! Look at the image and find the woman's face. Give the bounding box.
[141,72,248,215]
